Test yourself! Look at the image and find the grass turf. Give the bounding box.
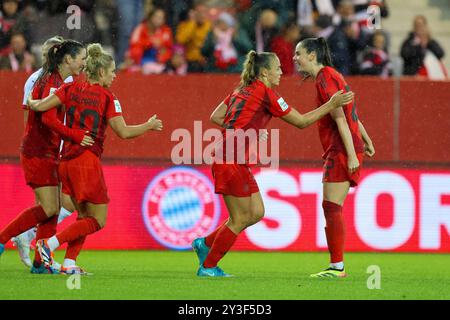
[0,250,449,300]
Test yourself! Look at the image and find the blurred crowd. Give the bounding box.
[0,0,447,78]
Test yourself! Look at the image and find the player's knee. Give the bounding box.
[249,207,264,225]
[95,217,106,229]
[228,216,248,232]
[41,204,60,217]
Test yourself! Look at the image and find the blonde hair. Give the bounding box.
[239,50,276,89]
[85,43,114,80]
[42,36,64,49]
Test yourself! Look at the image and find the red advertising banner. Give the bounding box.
[1,164,450,252]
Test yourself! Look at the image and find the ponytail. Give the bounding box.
[238,50,277,89]
[36,39,84,87]
[317,37,333,67]
[300,37,334,67]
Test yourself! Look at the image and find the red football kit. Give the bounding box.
[54,81,122,204]
[213,79,291,197]
[315,66,364,187]
[20,72,84,188]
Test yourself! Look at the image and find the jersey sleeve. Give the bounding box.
[22,74,38,109]
[105,92,123,120]
[41,108,85,144]
[54,83,73,105]
[266,88,292,117]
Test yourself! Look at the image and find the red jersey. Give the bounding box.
[54,81,122,160]
[315,66,364,158]
[215,79,292,164]
[21,72,65,159]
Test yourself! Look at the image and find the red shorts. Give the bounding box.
[59,151,109,204]
[212,163,259,197]
[20,153,59,189]
[323,152,364,187]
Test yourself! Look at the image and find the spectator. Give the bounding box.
[24,0,96,52]
[401,15,446,79]
[175,2,211,72]
[359,30,392,78]
[201,12,252,73]
[0,0,29,52]
[253,9,279,53]
[335,0,369,74]
[164,44,187,75]
[270,20,301,75]
[126,7,173,74]
[0,31,35,71]
[314,14,351,75]
[116,0,144,65]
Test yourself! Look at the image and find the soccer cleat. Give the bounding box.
[30,262,57,274]
[52,260,62,273]
[310,267,347,278]
[60,265,92,276]
[192,238,209,266]
[197,265,233,277]
[36,239,54,270]
[12,231,34,268]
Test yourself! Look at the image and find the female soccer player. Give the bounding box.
[192,50,355,277]
[293,37,375,278]
[0,40,93,274]
[13,36,78,269]
[29,43,163,274]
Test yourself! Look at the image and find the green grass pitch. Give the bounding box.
[1,250,449,300]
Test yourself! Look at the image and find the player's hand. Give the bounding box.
[330,90,354,108]
[364,141,375,157]
[347,155,360,174]
[259,129,269,142]
[80,131,94,147]
[148,114,163,131]
[26,94,35,110]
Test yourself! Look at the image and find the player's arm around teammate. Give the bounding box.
[193,50,354,277]
[33,44,162,274]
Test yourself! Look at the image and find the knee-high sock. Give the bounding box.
[64,217,87,261]
[323,200,345,264]
[34,214,58,264]
[203,225,237,268]
[205,221,227,247]
[53,217,100,249]
[0,206,48,244]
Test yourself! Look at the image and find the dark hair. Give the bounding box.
[36,39,84,86]
[299,37,333,67]
[239,50,277,89]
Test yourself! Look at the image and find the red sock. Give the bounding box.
[203,225,237,268]
[65,236,87,261]
[34,214,58,264]
[323,200,345,264]
[64,217,87,261]
[0,206,48,244]
[56,217,101,246]
[205,221,227,247]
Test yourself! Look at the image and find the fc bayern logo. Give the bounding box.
[142,166,221,250]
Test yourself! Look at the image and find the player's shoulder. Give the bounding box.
[323,66,344,82]
[27,68,43,84]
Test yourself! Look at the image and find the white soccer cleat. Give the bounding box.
[12,228,36,268]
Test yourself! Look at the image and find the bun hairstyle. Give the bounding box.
[36,39,84,87]
[299,37,333,67]
[239,50,277,89]
[85,43,114,80]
